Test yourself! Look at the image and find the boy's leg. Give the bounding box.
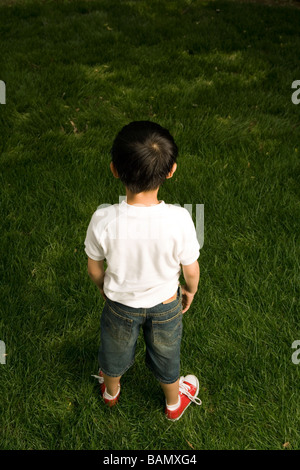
[160,379,180,406]
[103,372,121,397]
[97,299,141,404]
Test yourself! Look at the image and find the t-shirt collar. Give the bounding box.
[120,198,165,215]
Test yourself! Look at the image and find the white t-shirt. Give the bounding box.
[84,199,200,308]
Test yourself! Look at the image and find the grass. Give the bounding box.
[0,0,300,450]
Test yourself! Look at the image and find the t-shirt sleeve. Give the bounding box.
[178,209,200,266]
[84,212,105,261]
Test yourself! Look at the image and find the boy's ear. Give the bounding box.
[166,162,177,179]
[110,161,119,178]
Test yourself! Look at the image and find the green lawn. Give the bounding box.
[0,0,299,450]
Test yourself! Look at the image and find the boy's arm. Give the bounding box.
[181,260,200,313]
[87,257,107,300]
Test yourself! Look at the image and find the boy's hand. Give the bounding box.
[181,284,196,314]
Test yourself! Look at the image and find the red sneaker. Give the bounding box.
[91,370,120,407]
[165,375,202,421]
[102,383,120,407]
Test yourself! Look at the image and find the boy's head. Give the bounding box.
[110,121,178,194]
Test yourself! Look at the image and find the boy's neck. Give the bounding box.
[125,187,160,207]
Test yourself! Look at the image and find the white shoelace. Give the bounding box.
[179,377,202,405]
[91,373,104,384]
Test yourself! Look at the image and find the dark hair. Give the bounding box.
[110,121,178,194]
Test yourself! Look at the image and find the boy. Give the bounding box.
[84,121,201,421]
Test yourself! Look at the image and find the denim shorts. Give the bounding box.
[98,285,183,384]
